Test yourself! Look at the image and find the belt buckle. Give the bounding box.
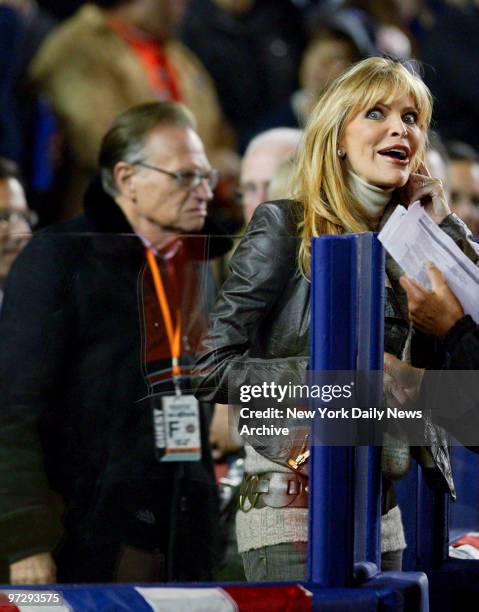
[239,474,260,513]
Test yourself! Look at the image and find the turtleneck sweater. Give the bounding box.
[348,170,395,227]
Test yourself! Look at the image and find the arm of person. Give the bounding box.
[194,201,306,404]
[0,233,73,575]
[442,314,479,370]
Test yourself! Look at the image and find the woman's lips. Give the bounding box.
[379,154,410,167]
[377,145,411,166]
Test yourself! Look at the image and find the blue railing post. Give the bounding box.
[308,233,384,586]
[355,235,384,568]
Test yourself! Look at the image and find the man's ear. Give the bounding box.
[113,162,137,201]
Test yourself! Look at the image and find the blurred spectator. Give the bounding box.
[254,11,373,133]
[426,130,450,194]
[447,141,479,234]
[317,1,414,57]
[0,1,56,217]
[0,6,26,162]
[36,0,82,20]
[302,12,373,92]
[387,0,441,42]
[446,0,472,7]
[1,0,56,73]
[29,0,238,220]
[0,157,34,305]
[238,128,302,225]
[421,0,479,148]
[181,0,305,149]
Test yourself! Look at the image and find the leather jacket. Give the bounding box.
[195,199,479,499]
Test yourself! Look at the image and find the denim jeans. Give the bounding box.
[380,548,403,571]
[241,542,307,582]
[241,543,403,581]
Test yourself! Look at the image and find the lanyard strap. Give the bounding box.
[146,248,182,393]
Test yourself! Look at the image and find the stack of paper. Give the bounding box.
[378,202,479,323]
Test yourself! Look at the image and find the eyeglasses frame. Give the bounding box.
[135,162,219,190]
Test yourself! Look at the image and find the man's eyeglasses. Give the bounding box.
[136,162,219,190]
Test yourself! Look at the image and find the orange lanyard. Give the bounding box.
[146,248,182,393]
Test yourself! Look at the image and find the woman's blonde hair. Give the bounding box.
[292,56,433,277]
[268,156,297,201]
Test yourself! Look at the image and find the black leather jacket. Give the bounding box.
[195,199,479,499]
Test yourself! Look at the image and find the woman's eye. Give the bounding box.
[366,108,383,120]
[403,112,418,125]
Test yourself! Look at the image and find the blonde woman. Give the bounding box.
[195,57,479,581]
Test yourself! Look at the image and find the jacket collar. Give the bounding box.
[83,175,133,233]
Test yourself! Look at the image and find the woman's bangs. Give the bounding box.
[349,69,431,128]
[383,70,431,127]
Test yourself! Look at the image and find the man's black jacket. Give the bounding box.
[0,178,230,580]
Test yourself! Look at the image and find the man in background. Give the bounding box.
[447,141,479,235]
[238,128,302,225]
[0,157,34,306]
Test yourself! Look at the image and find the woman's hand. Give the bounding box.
[400,164,450,224]
[400,262,464,337]
[384,353,424,405]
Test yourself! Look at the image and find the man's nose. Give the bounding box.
[248,182,269,206]
[194,178,214,200]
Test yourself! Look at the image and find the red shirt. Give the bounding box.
[108,18,181,101]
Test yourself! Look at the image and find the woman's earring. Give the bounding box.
[337,148,345,158]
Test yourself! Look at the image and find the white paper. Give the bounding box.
[378,202,479,323]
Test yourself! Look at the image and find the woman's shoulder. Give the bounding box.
[249,199,302,236]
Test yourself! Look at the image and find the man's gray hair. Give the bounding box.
[98,101,197,197]
[244,128,303,158]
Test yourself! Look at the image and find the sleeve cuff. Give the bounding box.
[443,315,477,353]
[439,212,470,235]
[0,503,63,564]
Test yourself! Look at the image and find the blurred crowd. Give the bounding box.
[0,0,478,246]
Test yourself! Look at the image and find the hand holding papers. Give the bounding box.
[400,264,465,337]
[378,202,479,323]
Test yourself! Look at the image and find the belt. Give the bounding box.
[239,472,308,512]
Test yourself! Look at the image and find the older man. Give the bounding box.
[238,128,302,225]
[0,101,228,584]
[0,158,34,305]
